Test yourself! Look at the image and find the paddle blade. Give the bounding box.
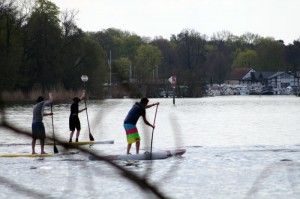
[89,133,94,141]
[53,145,59,154]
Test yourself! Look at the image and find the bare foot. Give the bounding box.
[32,152,37,155]
[41,151,48,154]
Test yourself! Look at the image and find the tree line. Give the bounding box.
[1,0,300,98]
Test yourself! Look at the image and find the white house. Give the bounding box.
[268,72,300,89]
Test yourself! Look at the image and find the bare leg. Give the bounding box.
[32,139,37,154]
[75,130,80,142]
[40,139,47,154]
[127,144,132,154]
[69,131,74,142]
[136,140,140,154]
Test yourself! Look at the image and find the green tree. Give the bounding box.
[78,37,106,96]
[134,44,162,81]
[0,0,23,90]
[22,0,62,90]
[255,38,285,70]
[232,49,258,68]
[91,28,142,60]
[171,30,208,96]
[205,41,233,84]
[152,37,177,78]
[285,40,300,72]
[239,32,261,44]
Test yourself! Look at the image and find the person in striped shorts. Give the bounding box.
[124,98,159,154]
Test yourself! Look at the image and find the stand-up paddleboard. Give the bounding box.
[0,153,53,158]
[0,151,79,158]
[49,140,114,146]
[89,149,186,161]
[0,140,114,146]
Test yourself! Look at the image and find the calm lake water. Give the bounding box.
[0,96,299,198]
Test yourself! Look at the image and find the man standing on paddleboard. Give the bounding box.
[69,90,86,142]
[124,98,159,154]
[32,93,53,154]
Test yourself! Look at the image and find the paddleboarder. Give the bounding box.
[69,90,86,142]
[124,98,159,154]
[32,93,53,154]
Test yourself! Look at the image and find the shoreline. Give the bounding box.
[0,89,93,104]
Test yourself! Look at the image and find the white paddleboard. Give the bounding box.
[89,149,186,161]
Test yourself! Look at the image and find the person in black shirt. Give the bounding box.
[69,90,86,142]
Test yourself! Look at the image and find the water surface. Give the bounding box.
[0,96,299,198]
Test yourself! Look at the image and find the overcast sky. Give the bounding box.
[51,0,300,44]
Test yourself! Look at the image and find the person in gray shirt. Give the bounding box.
[32,93,53,154]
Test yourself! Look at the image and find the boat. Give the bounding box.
[89,149,186,161]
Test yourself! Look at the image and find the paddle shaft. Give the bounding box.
[150,104,159,159]
[83,82,94,141]
[50,105,59,153]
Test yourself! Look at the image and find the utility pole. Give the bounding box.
[129,63,132,82]
[109,50,112,98]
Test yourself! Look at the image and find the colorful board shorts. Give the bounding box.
[32,122,46,139]
[124,123,140,144]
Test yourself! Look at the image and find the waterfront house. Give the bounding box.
[221,68,300,95]
[225,68,255,85]
[268,72,300,94]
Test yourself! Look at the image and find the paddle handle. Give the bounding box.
[150,104,159,159]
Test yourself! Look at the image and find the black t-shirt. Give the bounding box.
[70,102,79,115]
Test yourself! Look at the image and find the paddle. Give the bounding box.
[150,104,159,159]
[84,99,94,141]
[81,75,94,141]
[50,104,59,154]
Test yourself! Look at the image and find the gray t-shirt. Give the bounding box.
[32,100,52,123]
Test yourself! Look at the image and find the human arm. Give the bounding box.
[145,102,159,109]
[78,90,87,113]
[78,108,87,113]
[43,112,53,116]
[44,93,54,115]
[79,90,86,101]
[43,92,54,106]
[142,113,155,129]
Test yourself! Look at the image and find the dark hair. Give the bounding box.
[73,97,80,103]
[36,96,44,103]
[140,97,149,105]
